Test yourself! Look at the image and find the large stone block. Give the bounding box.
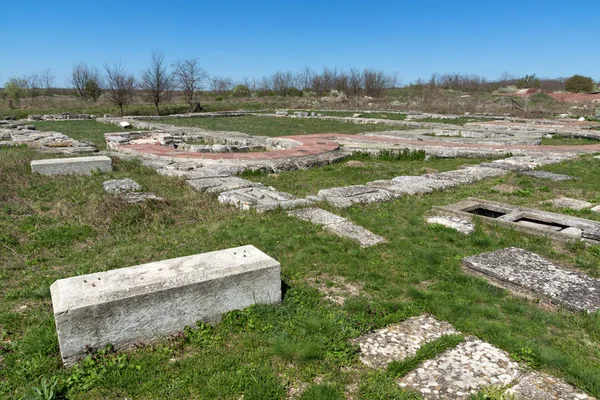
[51,245,281,365]
[31,156,112,176]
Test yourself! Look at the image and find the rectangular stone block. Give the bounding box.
[31,156,112,176]
[51,245,281,365]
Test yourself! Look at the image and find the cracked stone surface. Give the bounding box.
[520,170,575,181]
[550,197,593,210]
[425,166,507,184]
[426,216,475,234]
[218,186,311,212]
[317,185,398,208]
[368,176,457,195]
[506,371,594,400]
[186,176,262,193]
[398,336,521,399]
[288,207,385,247]
[103,178,142,194]
[463,247,600,312]
[351,315,460,369]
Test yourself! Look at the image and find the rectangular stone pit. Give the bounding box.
[51,245,281,365]
[433,198,600,244]
[31,156,112,176]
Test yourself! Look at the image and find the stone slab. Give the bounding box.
[31,156,112,176]
[426,216,475,234]
[351,315,459,369]
[288,207,385,247]
[368,176,457,195]
[317,185,398,208]
[50,245,281,365]
[425,166,507,184]
[103,178,142,194]
[506,371,594,400]
[398,336,521,399]
[463,247,600,312]
[550,197,593,210]
[186,176,262,193]
[520,170,575,181]
[218,186,311,212]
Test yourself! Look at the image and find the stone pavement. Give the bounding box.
[463,247,600,312]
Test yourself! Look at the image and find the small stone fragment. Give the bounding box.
[550,197,592,210]
[103,178,142,194]
[427,216,475,234]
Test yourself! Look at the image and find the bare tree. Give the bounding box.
[139,52,173,115]
[297,66,313,91]
[70,63,103,101]
[348,67,363,95]
[103,62,136,117]
[172,59,207,112]
[22,74,41,102]
[209,76,233,96]
[40,69,55,96]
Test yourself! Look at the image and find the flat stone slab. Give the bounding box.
[288,207,385,247]
[506,371,594,400]
[368,176,457,195]
[103,178,142,194]
[31,156,112,176]
[218,186,311,212]
[398,336,521,399]
[520,170,575,181]
[50,245,281,365]
[186,176,262,193]
[550,197,593,210]
[426,216,475,234]
[351,315,459,368]
[463,247,600,312]
[317,185,398,208]
[425,166,507,184]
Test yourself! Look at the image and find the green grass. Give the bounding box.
[413,117,486,125]
[2,146,600,399]
[31,120,134,150]
[0,101,268,120]
[152,115,401,136]
[295,110,408,120]
[540,136,600,146]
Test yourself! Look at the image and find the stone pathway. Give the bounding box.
[351,314,596,399]
[399,336,521,399]
[351,315,459,368]
[520,170,575,181]
[507,371,594,400]
[288,207,385,247]
[463,247,600,312]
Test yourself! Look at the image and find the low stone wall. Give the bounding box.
[51,245,281,365]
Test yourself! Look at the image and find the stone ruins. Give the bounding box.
[8,109,600,398]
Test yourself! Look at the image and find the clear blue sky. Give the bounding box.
[1,0,599,86]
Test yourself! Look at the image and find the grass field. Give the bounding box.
[154,115,400,137]
[540,136,600,146]
[2,142,600,399]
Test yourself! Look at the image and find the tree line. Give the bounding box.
[2,53,598,116]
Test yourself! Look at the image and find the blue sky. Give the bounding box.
[1,0,599,86]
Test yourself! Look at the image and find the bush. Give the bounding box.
[565,75,594,93]
[232,84,251,97]
[515,74,541,89]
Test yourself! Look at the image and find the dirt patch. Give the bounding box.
[305,274,365,305]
